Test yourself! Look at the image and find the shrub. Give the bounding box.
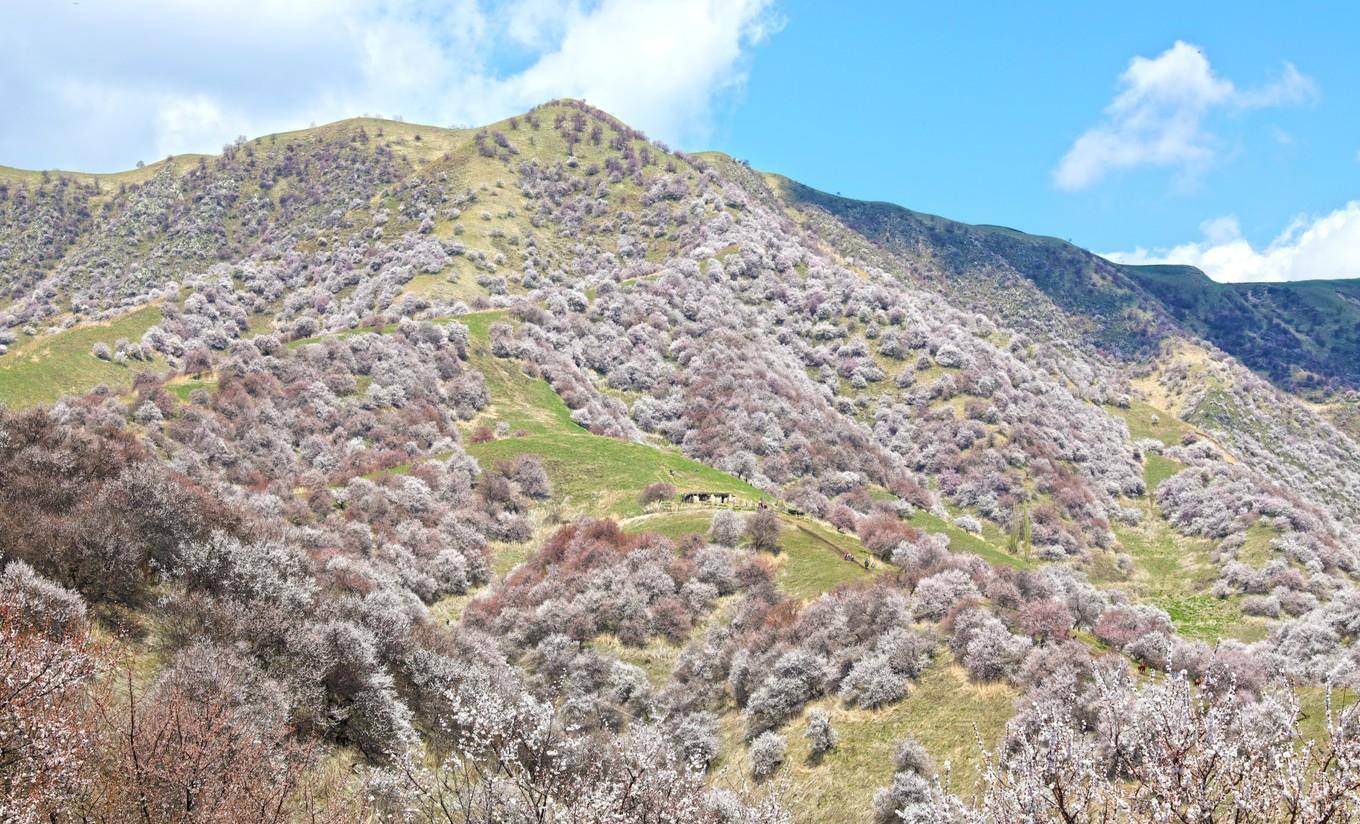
[749,731,786,779]
[830,503,860,533]
[744,508,783,553]
[893,738,935,777]
[1094,604,1172,649]
[858,512,917,559]
[912,569,979,621]
[1017,599,1075,643]
[709,511,743,546]
[1242,594,1282,618]
[0,561,88,637]
[744,647,823,736]
[0,599,101,818]
[505,455,552,499]
[838,654,907,708]
[963,627,1030,682]
[804,708,838,758]
[639,481,676,506]
[873,770,932,824]
[954,514,982,534]
[670,712,721,769]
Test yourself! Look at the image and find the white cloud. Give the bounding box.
[0,0,778,171]
[1105,204,1360,282]
[504,0,580,48]
[1054,41,1317,191]
[501,0,779,146]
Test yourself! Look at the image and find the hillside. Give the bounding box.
[4,101,1360,822]
[775,180,1360,396]
[1122,264,1360,393]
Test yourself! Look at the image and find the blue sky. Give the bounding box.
[3,0,1357,281]
[714,1,1360,281]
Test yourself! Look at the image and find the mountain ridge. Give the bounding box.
[7,107,1357,398]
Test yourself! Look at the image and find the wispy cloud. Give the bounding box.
[1054,41,1317,191]
[1,0,780,171]
[1104,204,1360,282]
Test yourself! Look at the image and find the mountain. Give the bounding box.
[4,101,1360,822]
[773,179,1360,395]
[1122,264,1360,393]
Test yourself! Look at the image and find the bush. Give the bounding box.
[749,731,786,779]
[873,770,932,824]
[507,455,552,499]
[893,737,935,776]
[912,569,979,620]
[1018,599,1075,643]
[639,482,676,506]
[744,509,783,553]
[744,648,823,736]
[670,712,721,769]
[838,654,907,708]
[954,515,982,534]
[963,628,1031,683]
[857,512,916,559]
[1093,603,1172,649]
[709,510,743,546]
[0,561,87,637]
[804,708,838,757]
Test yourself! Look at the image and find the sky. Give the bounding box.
[3,1,1358,282]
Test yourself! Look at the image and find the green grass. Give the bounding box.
[909,510,1033,569]
[1110,399,1194,447]
[458,309,509,342]
[620,510,718,541]
[1239,520,1280,568]
[461,309,766,518]
[776,519,880,600]
[621,509,880,601]
[0,305,164,408]
[1157,594,1265,643]
[712,657,1017,823]
[165,377,216,402]
[1297,686,1360,744]
[1111,518,1267,643]
[1143,453,1184,494]
[470,434,762,518]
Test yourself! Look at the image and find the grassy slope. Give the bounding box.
[1124,264,1360,393]
[1110,517,1266,643]
[458,311,766,519]
[710,657,1016,823]
[621,509,882,602]
[452,311,1020,819]
[909,509,1033,569]
[0,305,165,408]
[0,154,210,187]
[1098,400,1270,642]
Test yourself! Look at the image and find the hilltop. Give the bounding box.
[3,100,1360,822]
